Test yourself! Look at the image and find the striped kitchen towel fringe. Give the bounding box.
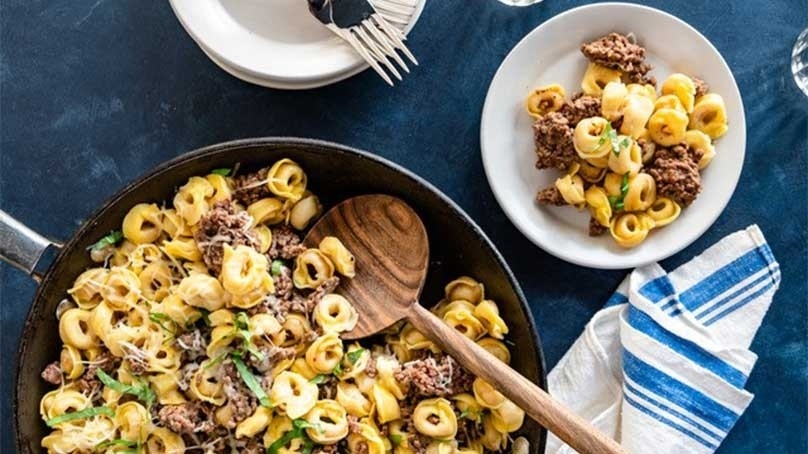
[546,225,780,454]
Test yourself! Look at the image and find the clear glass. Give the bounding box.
[793,27,808,97]
[497,0,543,5]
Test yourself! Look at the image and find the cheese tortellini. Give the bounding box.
[526,83,567,118]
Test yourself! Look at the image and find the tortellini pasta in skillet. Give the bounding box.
[528,32,729,247]
[38,161,528,452]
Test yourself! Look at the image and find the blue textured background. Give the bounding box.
[1,0,806,452]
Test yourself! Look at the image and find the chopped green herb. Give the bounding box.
[270,260,285,276]
[607,127,622,157]
[231,353,271,408]
[267,429,297,454]
[204,351,228,370]
[149,312,176,335]
[619,137,631,149]
[301,437,314,454]
[608,172,632,211]
[389,433,404,447]
[95,369,156,409]
[233,312,265,361]
[267,419,315,454]
[96,439,141,453]
[332,363,344,377]
[346,348,366,365]
[608,195,625,210]
[87,230,123,253]
[293,419,316,430]
[309,374,327,384]
[210,168,231,176]
[459,409,481,421]
[46,406,113,427]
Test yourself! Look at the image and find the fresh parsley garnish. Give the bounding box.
[270,260,285,276]
[332,363,344,377]
[96,439,142,453]
[592,123,625,157]
[309,374,327,384]
[231,353,271,408]
[149,312,176,335]
[346,348,366,365]
[45,405,113,427]
[233,312,265,361]
[267,418,316,454]
[389,433,404,447]
[96,369,156,409]
[619,136,630,149]
[607,126,622,157]
[210,168,231,176]
[608,172,631,210]
[459,409,481,421]
[87,230,123,253]
[204,351,228,370]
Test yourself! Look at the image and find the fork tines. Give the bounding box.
[322,0,419,86]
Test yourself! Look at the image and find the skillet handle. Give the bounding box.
[0,210,60,280]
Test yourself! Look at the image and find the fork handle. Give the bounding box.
[408,303,624,454]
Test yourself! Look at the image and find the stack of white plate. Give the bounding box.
[169,0,426,89]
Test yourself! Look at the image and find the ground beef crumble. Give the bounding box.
[41,361,62,385]
[581,32,655,85]
[194,200,260,275]
[637,137,657,163]
[589,217,608,237]
[646,144,703,207]
[238,440,264,454]
[536,186,568,206]
[76,351,116,396]
[306,276,340,310]
[157,401,215,434]
[532,112,577,170]
[177,329,208,362]
[233,167,272,206]
[692,75,709,98]
[124,355,148,375]
[559,93,602,126]
[221,361,258,428]
[249,344,297,374]
[268,225,307,260]
[395,354,474,397]
[347,415,363,434]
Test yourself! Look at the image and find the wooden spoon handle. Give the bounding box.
[408,303,623,454]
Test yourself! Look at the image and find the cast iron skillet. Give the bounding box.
[1,138,547,453]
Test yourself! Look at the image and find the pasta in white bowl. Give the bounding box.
[481,3,745,269]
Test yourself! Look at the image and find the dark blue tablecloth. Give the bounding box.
[1,0,806,452]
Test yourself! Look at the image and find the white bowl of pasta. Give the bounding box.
[480,3,745,269]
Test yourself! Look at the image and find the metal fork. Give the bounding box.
[308,0,419,86]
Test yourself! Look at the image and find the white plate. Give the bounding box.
[197,35,363,90]
[170,0,425,89]
[480,3,745,269]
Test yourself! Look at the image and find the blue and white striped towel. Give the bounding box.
[546,225,781,454]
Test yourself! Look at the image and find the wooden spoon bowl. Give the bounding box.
[304,194,428,339]
[304,194,624,454]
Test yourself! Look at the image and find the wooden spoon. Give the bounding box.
[303,194,623,454]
